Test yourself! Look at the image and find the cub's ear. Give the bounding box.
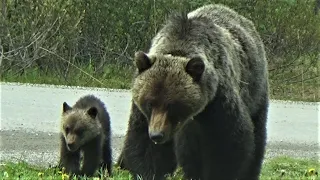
[87,107,98,119]
[63,102,72,113]
[186,57,205,82]
[134,51,152,73]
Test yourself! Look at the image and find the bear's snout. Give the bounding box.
[149,131,165,144]
[66,134,78,152]
[149,109,172,144]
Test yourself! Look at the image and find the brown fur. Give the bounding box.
[59,95,112,177]
[132,52,215,144]
[118,4,268,180]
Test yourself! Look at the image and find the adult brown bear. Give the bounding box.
[118,4,269,180]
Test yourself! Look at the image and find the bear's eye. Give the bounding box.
[167,102,192,119]
[74,128,84,137]
[65,127,70,134]
[147,101,153,108]
[142,99,153,110]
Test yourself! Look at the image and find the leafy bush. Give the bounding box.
[1,0,319,100]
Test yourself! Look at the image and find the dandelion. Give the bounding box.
[308,168,318,176]
[305,168,318,177]
[38,172,44,177]
[61,173,70,180]
[3,171,9,178]
[308,168,316,174]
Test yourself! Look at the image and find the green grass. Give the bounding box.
[0,156,319,180]
[268,55,320,102]
[1,58,319,102]
[261,157,320,180]
[0,64,135,90]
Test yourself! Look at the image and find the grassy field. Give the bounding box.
[0,156,319,180]
[1,62,319,102]
[0,64,135,90]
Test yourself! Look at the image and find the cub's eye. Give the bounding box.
[75,128,83,137]
[147,101,153,108]
[77,131,83,137]
[65,127,70,134]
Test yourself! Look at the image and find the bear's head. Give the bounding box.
[60,102,102,152]
[132,51,218,144]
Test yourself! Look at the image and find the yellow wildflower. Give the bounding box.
[38,172,44,177]
[308,168,316,174]
[3,171,9,178]
[305,168,318,177]
[62,173,70,180]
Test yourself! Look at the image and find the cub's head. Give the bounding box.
[60,102,101,152]
[132,51,218,144]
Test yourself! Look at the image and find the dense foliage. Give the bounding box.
[1,0,319,100]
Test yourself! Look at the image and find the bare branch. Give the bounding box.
[39,47,106,86]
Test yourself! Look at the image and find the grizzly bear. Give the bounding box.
[118,3,269,180]
[59,95,112,177]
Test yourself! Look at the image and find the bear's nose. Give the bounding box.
[149,131,164,144]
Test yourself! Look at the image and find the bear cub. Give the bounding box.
[59,94,112,177]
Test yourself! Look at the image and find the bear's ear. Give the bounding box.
[63,102,72,113]
[186,57,205,82]
[87,107,98,119]
[134,51,152,73]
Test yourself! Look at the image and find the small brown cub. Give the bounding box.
[59,95,112,177]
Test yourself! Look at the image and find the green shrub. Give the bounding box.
[1,0,319,101]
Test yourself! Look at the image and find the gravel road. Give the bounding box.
[0,82,319,168]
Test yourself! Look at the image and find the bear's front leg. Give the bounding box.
[59,133,81,176]
[200,86,255,180]
[80,137,102,177]
[120,103,177,180]
[175,120,204,180]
